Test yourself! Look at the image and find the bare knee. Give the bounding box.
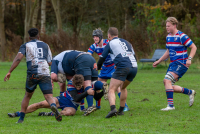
[61,111,75,116]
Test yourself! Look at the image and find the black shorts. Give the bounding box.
[112,67,137,81]
[26,74,52,94]
[74,54,98,80]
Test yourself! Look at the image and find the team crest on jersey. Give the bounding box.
[174,37,177,41]
[185,36,188,39]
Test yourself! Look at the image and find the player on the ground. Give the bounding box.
[8,75,106,117]
[50,50,108,116]
[153,17,197,111]
[97,27,138,118]
[87,28,129,111]
[4,28,61,123]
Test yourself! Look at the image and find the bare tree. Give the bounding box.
[41,0,46,33]
[51,0,62,30]
[32,0,40,28]
[0,0,6,61]
[24,0,38,43]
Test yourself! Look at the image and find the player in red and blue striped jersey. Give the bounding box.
[87,28,129,111]
[153,17,197,111]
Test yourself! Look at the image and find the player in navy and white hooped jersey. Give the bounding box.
[4,28,61,123]
[88,28,130,111]
[153,17,197,111]
[97,27,138,118]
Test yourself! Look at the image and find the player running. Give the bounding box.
[153,17,197,111]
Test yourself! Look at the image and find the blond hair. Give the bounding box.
[166,17,178,27]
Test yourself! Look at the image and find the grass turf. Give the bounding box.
[0,62,200,134]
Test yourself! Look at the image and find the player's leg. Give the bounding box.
[39,76,62,122]
[116,86,129,112]
[17,75,37,123]
[173,85,196,107]
[60,107,76,116]
[58,82,66,94]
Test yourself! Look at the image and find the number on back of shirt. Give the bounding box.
[34,48,43,58]
[119,42,128,51]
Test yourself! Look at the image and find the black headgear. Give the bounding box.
[92,29,103,44]
[28,28,39,37]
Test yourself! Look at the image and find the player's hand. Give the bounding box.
[87,88,94,95]
[153,61,160,67]
[4,72,11,81]
[186,59,191,68]
[114,66,116,69]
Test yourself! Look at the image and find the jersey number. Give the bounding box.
[119,42,128,51]
[34,48,43,58]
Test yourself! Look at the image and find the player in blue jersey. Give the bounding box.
[8,75,105,117]
[87,28,130,111]
[153,17,197,111]
[50,50,108,115]
[4,28,62,123]
[97,27,138,118]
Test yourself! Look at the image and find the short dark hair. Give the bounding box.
[28,28,39,37]
[72,74,84,87]
[107,27,118,36]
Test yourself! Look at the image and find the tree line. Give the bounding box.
[0,0,200,61]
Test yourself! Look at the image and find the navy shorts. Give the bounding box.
[74,54,98,80]
[167,61,188,79]
[112,67,137,81]
[56,96,78,110]
[98,65,115,79]
[26,74,52,94]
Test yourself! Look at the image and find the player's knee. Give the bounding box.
[64,111,75,116]
[164,72,176,86]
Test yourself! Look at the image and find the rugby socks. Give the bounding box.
[94,81,104,109]
[118,106,125,113]
[19,112,25,121]
[85,86,94,107]
[96,99,101,109]
[166,89,174,107]
[118,92,128,107]
[16,111,20,117]
[50,103,56,107]
[80,99,85,110]
[110,105,116,111]
[181,87,192,95]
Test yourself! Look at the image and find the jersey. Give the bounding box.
[51,50,85,76]
[166,31,193,65]
[18,39,52,76]
[100,37,137,68]
[88,39,114,67]
[60,80,84,106]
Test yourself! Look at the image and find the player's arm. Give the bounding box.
[186,43,197,67]
[4,53,24,81]
[69,88,94,102]
[51,60,59,82]
[97,43,111,70]
[47,45,52,66]
[87,45,95,55]
[153,49,169,67]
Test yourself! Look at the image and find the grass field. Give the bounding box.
[0,62,200,134]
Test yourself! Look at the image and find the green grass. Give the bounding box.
[0,62,200,134]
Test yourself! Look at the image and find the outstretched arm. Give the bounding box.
[4,53,24,81]
[153,49,169,67]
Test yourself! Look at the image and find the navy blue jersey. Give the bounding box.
[100,37,137,68]
[51,50,86,76]
[18,39,52,75]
